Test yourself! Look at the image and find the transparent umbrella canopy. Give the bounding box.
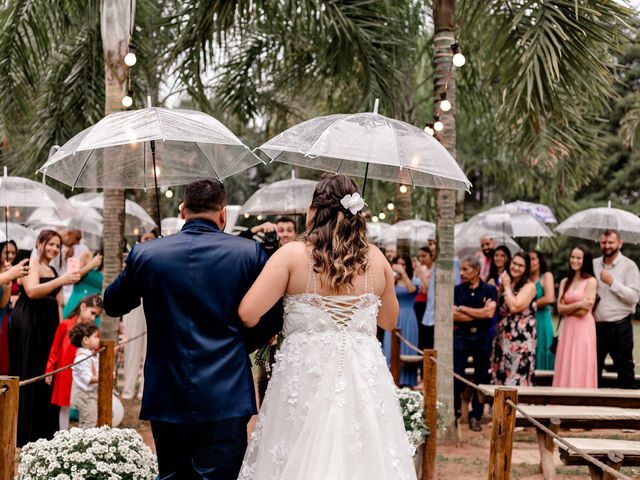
[0,223,38,250]
[258,101,471,193]
[26,206,104,237]
[555,202,640,244]
[160,217,186,236]
[366,222,391,242]
[381,219,436,245]
[69,193,156,236]
[489,201,557,224]
[454,222,520,257]
[37,106,263,232]
[241,178,318,216]
[463,210,553,239]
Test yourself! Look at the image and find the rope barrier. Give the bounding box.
[17,331,148,388]
[505,398,632,480]
[393,330,634,478]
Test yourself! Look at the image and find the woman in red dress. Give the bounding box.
[45,294,103,430]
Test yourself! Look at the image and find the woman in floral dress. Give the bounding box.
[491,251,538,386]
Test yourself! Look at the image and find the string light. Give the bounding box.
[387,203,395,210]
[434,116,444,132]
[439,91,451,112]
[399,185,408,194]
[243,213,250,219]
[257,215,263,221]
[451,42,466,67]
[372,216,379,222]
[379,212,386,220]
[165,189,173,199]
[424,123,435,136]
[122,89,133,108]
[124,43,137,67]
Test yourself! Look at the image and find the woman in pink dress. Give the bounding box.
[553,245,598,388]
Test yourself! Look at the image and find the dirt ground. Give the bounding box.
[119,397,640,479]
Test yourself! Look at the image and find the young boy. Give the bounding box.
[69,323,100,428]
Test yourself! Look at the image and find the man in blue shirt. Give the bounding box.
[453,256,497,431]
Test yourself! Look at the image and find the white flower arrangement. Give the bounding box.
[396,387,430,449]
[18,426,158,480]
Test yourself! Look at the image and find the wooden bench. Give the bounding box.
[555,437,640,479]
[514,405,640,479]
[479,385,640,409]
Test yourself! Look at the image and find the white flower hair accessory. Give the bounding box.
[340,192,366,215]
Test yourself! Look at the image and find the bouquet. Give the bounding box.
[18,426,158,479]
[396,387,430,450]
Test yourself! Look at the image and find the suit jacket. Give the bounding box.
[104,219,283,423]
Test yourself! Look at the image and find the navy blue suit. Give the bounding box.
[104,219,283,479]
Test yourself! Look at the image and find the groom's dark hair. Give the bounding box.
[184,178,226,213]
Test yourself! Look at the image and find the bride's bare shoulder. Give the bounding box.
[273,241,308,261]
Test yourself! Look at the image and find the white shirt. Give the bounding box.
[72,347,98,392]
[593,253,640,322]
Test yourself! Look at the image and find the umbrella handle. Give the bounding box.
[362,162,369,198]
[150,140,162,236]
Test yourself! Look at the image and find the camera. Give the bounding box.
[262,231,279,254]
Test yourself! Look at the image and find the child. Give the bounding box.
[45,294,102,430]
[69,323,100,428]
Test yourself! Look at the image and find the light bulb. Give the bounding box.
[165,189,173,199]
[133,228,140,236]
[124,52,137,67]
[434,120,444,132]
[387,203,395,211]
[122,95,133,108]
[399,185,408,194]
[424,124,435,136]
[453,53,466,67]
[440,99,451,112]
[257,215,263,221]
[379,212,386,220]
[243,213,250,219]
[372,216,379,223]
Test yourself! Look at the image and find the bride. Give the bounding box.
[237,174,417,480]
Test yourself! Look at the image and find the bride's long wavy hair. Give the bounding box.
[302,173,369,292]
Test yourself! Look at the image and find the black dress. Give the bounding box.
[9,271,61,447]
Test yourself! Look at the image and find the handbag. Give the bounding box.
[549,316,562,355]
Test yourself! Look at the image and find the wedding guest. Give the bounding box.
[454,256,497,431]
[9,230,80,446]
[487,246,511,288]
[62,250,103,319]
[1,240,20,305]
[491,252,537,386]
[122,231,158,400]
[553,246,598,388]
[529,250,556,370]
[384,244,397,263]
[57,228,90,304]
[70,323,100,428]
[0,254,30,375]
[414,246,433,349]
[593,230,640,388]
[479,236,496,281]
[384,254,419,386]
[45,294,103,429]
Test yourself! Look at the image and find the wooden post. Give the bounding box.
[390,327,401,386]
[423,349,438,480]
[97,340,115,427]
[487,387,518,480]
[536,418,560,479]
[0,377,19,480]
[589,451,624,480]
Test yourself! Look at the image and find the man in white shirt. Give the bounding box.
[479,236,495,281]
[593,230,640,389]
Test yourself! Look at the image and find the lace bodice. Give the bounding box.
[283,293,380,337]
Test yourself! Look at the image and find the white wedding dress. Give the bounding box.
[238,265,417,480]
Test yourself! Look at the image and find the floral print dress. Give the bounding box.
[490,290,537,386]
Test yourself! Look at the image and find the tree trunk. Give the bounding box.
[100,0,131,340]
[433,0,458,444]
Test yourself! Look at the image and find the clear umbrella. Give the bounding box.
[0,223,38,250]
[489,201,557,224]
[366,221,392,242]
[463,210,553,239]
[258,100,471,194]
[454,222,521,257]
[555,202,640,244]
[26,206,104,237]
[160,217,186,236]
[381,219,436,246]
[69,193,156,236]
[241,176,317,216]
[38,105,263,232]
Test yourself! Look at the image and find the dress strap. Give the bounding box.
[305,250,318,295]
[364,264,374,295]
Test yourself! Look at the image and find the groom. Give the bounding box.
[104,178,283,479]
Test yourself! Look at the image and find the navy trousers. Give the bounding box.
[151,415,250,479]
[453,327,491,421]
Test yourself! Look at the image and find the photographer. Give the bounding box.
[241,217,297,257]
